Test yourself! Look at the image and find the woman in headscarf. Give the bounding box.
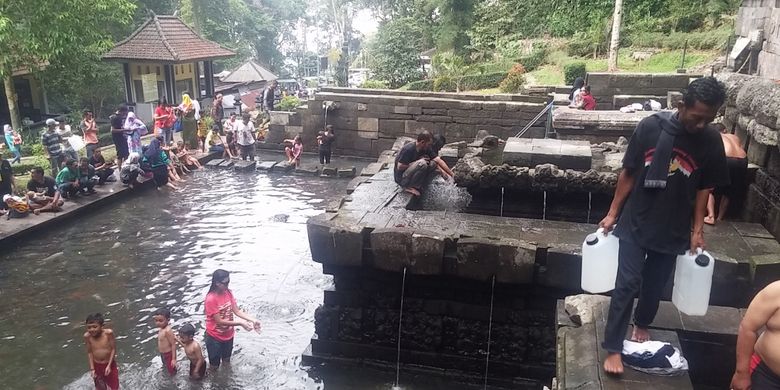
[3,125,22,164]
[569,77,585,108]
[143,137,177,190]
[124,111,147,155]
[178,93,198,150]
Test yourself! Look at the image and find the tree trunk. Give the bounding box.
[3,74,21,131]
[608,0,623,72]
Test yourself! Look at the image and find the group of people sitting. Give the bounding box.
[568,77,597,110]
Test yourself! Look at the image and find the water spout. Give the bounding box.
[542,191,548,221]
[587,192,593,224]
[499,187,505,217]
[395,267,408,389]
[483,275,496,390]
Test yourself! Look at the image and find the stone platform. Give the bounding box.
[551,107,655,143]
[503,138,592,171]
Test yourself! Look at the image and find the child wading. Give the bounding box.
[153,308,177,375]
[177,323,206,380]
[83,313,119,390]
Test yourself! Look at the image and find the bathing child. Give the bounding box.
[177,323,206,380]
[152,308,177,375]
[83,313,119,390]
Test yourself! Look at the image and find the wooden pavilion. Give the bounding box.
[103,14,235,110]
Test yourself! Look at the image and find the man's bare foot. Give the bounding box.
[604,353,624,375]
[403,187,421,196]
[704,215,715,225]
[33,209,40,215]
[631,325,650,342]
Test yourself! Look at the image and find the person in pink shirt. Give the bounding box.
[203,269,261,368]
[284,135,303,167]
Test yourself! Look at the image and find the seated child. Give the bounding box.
[176,141,203,169]
[77,157,98,195]
[283,135,303,167]
[177,323,206,380]
[168,146,192,175]
[153,308,177,376]
[83,313,119,390]
[224,130,238,158]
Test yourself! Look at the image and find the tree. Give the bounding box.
[369,18,424,88]
[608,0,623,71]
[430,0,476,54]
[0,0,136,130]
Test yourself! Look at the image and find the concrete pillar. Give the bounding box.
[122,63,133,103]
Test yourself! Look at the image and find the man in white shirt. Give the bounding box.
[234,113,255,161]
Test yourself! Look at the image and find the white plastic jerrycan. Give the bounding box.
[581,228,620,293]
[672,248,714,316]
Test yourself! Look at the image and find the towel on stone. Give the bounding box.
[644,111,684,189]
[622,339,689,376]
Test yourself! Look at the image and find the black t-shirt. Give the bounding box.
[27,176,57,197]
[613,113,729,254]
[319,133,335,151]
[90,154,106,168]
[110,113,125,130]
[394,142,436,184]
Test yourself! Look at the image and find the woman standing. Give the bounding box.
[178,94,198,150]
[204,269,261,369]
[154,97,175,146]
[3,125,22,164]
[123,111,146,155]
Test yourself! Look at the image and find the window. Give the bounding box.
[189,64,192,73]
[175,66,179,75]
[156,66,160,76]
[133,80,144,102]
[136,65,141,74]
[146,65,150,74]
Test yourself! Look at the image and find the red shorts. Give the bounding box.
[752,353,762,374]
[161,351,176,375]
[93,360,119,390]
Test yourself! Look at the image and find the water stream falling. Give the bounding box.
[418,177,473,211]
[483,275,496,390]
[394,267,408,390]
[542,190,548,221]
[587,191,593,223]
[499,187,505,217]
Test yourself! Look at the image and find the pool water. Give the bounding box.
[0,158,504,390]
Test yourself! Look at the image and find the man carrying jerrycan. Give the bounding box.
[598,77,729,375]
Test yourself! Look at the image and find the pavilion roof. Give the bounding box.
[103,15,235,63]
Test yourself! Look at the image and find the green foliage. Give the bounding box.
[515,43,548,72]
[430,0,477,53]
[499,64,526,93]
[405,79,435,91]
[277,96,302,111]
[370,18,424,88]
[12,155,50,176]
[433,76,454,92]
[360,80,389,89]
[563,62,587,85]
[627,25,733,50]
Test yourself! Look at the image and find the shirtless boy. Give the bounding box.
[705,123,747,225]
[177,323,206,380]
[152,308,177,375]
[731,281,780,390]
[83,313,119,390]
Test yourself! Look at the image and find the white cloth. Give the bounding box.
[192,99,201,121]
[622,340,668,355]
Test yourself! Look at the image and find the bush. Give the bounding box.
[360,79,389,89]
[563,62,587,85]
[277,96,302,111]
[404,79,434,91]
[515,43,548,72]
[433,76,454,92]
[12,155,50,176]
[499,64,527,93]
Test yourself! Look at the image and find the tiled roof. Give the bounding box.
[103,15,235,63]
[221,60,278,83]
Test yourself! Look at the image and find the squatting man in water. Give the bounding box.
[393,131,454,196]
[598,77,729,375]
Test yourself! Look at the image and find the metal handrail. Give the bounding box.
[515,101,553,138]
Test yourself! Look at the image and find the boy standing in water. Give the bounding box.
[83,313,119,390]
[177,323,206,380]
[152,308,177,375]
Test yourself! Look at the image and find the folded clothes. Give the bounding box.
[622,339,689,376]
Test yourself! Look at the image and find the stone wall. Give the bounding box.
[717,72,780,239]
[303,90,549,158]
[585,72,699,110]
[735,0,780,79]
